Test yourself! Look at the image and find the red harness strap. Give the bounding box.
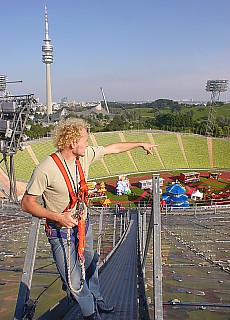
[46,153,88,260]
[75,158,89,206]
[51,153,78,210]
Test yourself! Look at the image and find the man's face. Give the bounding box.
[72,128,88,157]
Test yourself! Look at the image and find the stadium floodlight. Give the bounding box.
[205,80,228,136]
[206,80,228,93]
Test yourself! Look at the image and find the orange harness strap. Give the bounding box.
[47,153,88,260]
[50,153,77,210]
[76,158,88,205]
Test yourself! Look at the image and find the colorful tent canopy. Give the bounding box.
[166,183,186,195]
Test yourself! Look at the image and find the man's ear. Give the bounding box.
[70,141,77,149]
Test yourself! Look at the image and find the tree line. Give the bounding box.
[25,99,230,138]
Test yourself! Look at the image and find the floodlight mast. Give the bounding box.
[205,80,228,136]
[0,76,36,203]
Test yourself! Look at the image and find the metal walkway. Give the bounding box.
[63,212,138,320]
[15,175,163,320]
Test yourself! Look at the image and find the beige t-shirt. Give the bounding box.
[26,146,104,213]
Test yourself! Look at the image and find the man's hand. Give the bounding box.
[21,193,78,229]
[57,210,78,228]
[141,143,158,155]
[104,141,158,155]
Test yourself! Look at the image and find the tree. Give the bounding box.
[25,122,53,139]
[103,115,126,131]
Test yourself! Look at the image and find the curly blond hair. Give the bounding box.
[53,118,88,150]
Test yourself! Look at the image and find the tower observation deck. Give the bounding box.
[42,5,53,116]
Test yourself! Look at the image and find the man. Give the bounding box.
[21,118,156,320]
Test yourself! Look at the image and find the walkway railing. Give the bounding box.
[138,175,163,320]
[13,207,131,320]
[13,175,164,320]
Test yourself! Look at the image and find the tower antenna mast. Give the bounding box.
[100,86,110,113]
[42,3,53,116]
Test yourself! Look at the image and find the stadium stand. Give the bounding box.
[123,132,164,171]
[31,140,56,163]
[212,138,230,169]
[13,149,36,181]
[153,133,188,169]
[2,131,229,182]
[94,132,137,175]
[88,135,94,146]
[88,160,110,179]
[94,132,122,145]
[181,135,210,169]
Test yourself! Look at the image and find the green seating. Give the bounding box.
[181,135,210,168]
[212,138,230,168]
[31,140,56,162]
[88,160,108,179]
[94,133,137,175]
[4,131,229,182]
[13,149,36,181]
[153,133,187,169]
[94,132,122,145]
[123,132,164,171]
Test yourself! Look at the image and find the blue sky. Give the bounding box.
[1,0,230,103]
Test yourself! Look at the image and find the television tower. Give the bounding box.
[42,4,53,115]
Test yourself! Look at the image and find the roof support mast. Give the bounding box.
[100,86,110,113]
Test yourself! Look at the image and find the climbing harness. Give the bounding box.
[47,152,89,294]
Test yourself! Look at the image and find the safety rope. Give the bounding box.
[64,203,87,294]
[66,227,85,294]
[35,276,60,301]
[21,276,60,320]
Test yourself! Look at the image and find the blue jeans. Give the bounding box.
[48,220,101,317]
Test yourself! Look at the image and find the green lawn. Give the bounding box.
[182,103,230,120]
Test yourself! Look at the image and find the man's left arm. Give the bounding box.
[103,142,157,156]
